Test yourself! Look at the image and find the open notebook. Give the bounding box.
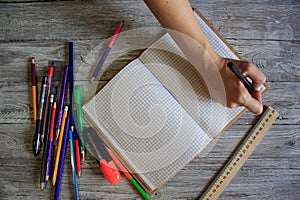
[82,10,266,195]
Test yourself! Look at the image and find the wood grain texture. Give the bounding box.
[0,0,299,199]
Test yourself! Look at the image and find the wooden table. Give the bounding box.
[0,1,299,199]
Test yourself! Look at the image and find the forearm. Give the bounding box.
[144,0,220,62]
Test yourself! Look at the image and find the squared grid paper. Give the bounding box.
[82,10,254,195]
[83,59,211,194]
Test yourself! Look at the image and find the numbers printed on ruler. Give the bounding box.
[200,107,279,200]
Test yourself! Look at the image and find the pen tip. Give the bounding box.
[53,180,56,186]
[78,172,81,179]
[90,77,95,84]
[40,183,45,190]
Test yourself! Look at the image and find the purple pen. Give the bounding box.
[45,101,57,183]
[54,115,70,200]
[55,65,69,140]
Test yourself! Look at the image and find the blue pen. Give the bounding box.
[69,130,80,200]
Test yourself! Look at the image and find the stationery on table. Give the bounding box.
[69,130,80,200]
[54,115,70,200]
[55,65,69,140]
[82,10,267,195]
[40,94,54,190]
[84,127,120,184]
[84,127,150,200]
[31,42,83,197]
[108,148,151,200]
[30,57,38,124]
[74,128,82,178]
[46,100,56,183]
[41,64,54,143]
[53,106,68,185]
[90,20,124,83]
[75,85,86,162]
[32,76,47,157]
[69,42,75,132]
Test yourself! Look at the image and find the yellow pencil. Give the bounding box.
[31,57,38,123]
[52,106,68,185]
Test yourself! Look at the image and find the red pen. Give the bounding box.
[74,130,81,179]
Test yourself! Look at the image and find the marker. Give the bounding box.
[75,85,86,161]
[108,149,151,200]
[84,127,120,184]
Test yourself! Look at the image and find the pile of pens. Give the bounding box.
[30,21,152,200]
[31,42,84,200]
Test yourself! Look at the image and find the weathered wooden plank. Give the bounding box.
[190,0,300,41]
[0,38,299,83]
[0,81,298,125]
[0,0,159,42]
[0,123,298,199]
[0,1,299,42]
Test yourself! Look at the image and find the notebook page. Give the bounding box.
[138,12,254,138]
[82,59,211,194]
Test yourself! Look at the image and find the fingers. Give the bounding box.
[241,62,266,91]
[227,59,265,114]
[243,91,264,114]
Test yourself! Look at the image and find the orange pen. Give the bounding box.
[52,106,68,185]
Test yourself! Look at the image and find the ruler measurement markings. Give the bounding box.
[200,106,279,200]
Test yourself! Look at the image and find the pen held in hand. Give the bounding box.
[227,61,255,94]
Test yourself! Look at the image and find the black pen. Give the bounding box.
[227,61,255,93]
[40,94,54,189]
[33,76,47,157]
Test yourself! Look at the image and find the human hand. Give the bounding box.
[215,57,266,114]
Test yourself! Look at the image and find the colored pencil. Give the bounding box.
[31,57,38,124]
[90,20,124,83]
[53,106,68,185]
[55,65,69,140]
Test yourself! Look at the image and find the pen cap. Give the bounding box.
[100,160,121,184]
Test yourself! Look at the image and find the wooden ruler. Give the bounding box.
[200,106,279,200]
